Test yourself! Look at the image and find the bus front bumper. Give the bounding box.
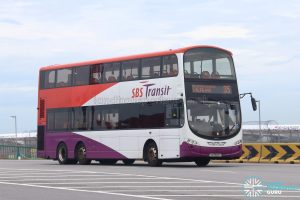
[180,142,242,159]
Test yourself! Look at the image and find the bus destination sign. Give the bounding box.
[192,84,232,94]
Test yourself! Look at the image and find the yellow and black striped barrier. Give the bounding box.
[260,144,300,164]
[215,143,300,164]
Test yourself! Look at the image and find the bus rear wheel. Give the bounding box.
[76,143,91,165]
[57,143,75,164]
[122,159,135,165]
[195,158,210,167]
[146,142,162,167]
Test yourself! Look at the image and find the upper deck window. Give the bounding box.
[56,68,72,87]
[184,48,235,80]
[43,70,56,89]
[121,60,140,81]
[73,66,90,86]
[141,57,161,79]
[103,62,120,83]
[162,55,178,77]
[90,64,102,84]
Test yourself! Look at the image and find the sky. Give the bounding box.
[0,0,300,134]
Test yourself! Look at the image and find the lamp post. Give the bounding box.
[256,100,261,137]
[10,115,20,159]
[10,115,17,138]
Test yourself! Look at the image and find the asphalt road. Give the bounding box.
[0,160,299,200]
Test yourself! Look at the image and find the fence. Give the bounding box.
[243,130,300,143]
[0,145,37,159]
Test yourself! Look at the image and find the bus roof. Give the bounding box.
[40,45,232,71]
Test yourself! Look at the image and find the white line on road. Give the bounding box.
[17,181,214,185]
[148,194,300,198]
[0,177,163,181]
[0,181,172,200]
[67,185,242,188]
[0,167,244,186]
[99,189,243,192]
[0,174,130,178]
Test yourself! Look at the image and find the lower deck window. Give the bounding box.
[46,100,184,132]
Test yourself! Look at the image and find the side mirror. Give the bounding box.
[251,97,257,111]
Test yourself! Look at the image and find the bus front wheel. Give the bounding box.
[195,158,210,167]
[146,142,162,167]
[76,143,91,165]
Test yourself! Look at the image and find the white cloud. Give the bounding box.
[170,25,252,41]
[0,84,36,93]
[0,22,94,40]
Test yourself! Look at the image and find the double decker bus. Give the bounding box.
[37,45,243,166]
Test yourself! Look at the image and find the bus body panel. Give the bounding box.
[41,128,181,160]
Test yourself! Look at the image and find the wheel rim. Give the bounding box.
[148,146,157,162]
[78,146,86,161]
[59,147,66,161]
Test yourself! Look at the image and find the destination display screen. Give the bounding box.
[192,84,232,94]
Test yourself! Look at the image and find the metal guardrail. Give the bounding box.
[0,145,37,159]
[243,130,300,143]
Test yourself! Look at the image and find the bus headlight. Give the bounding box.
[234,139,242,146]
[187,138,198,145]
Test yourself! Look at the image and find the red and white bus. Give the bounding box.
[37,45,243,166]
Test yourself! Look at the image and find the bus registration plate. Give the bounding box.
[209,153,222,158]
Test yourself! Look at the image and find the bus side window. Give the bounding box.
[47,111,55,131]
[162,55,178,77]
[73,66,90,86]
[139,102,164,128]
[56,68,72,87]
[92,107,104,130]
[44,70,56,89]
[119,104,139,128]
[165,101,184,127]
[121,60,140,81]
[141,57,161,79]
[73,107,87,130]
[103,62,120,83]
[103,108,119,129]
[90,64,102,84]
[54,109,71,131]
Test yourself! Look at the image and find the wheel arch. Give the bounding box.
[74,141,85,152]
[143,139,157,161]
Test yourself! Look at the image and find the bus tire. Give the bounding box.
[122,159,135,165]
[195,158,210,167]
[57,143,70,165]
[76,143,91,165]
[99,159,118,165]
[68,159,78,164]
[146,142,162,167]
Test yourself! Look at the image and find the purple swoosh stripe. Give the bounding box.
[38,131,127,159]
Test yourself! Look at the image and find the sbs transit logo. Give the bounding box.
[132,81,171,99]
